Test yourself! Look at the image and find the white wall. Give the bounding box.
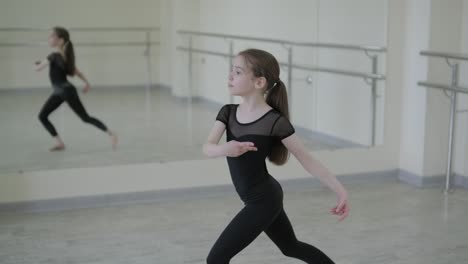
[397,0,429,177]
[455,0,468,177]
[315,0,388,145]
[0,0,161,89]
[196,0,321,116]
[157,0,201,97]
[158,0,172,88]
[423,0,463,177]
[398,0,468,181]
[398,0,430,177]
[190,0,388,145]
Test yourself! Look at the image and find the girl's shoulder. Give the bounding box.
[216,104,237,125]
[220,104,238,113]
[48,51,60,57]
[47,52,61,61]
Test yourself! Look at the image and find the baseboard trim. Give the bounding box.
[1,169,465,213]
[0,169,399,213]
[454,174,468,188]
[398,169,468,188]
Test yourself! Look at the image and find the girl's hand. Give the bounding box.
[223,140,257,157]
[330,191,349,221]
[83,84,90,93]
[34,60,49,72]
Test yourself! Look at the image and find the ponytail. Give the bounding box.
[266,79,290,165]
[266,80,289,119]
[53,27,76,76]
[63,41,76,76]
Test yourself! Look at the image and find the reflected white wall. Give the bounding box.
[455,0,468,177]
[181,0,389,146]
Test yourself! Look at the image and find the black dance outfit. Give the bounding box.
[207,104,334,263]
[38,52,108,137]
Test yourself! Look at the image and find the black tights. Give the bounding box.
[38,87,107,137]
[207,178,334,264]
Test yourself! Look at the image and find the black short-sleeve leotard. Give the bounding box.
[47,52,72,94]
[216,104,295,197]
[209,104,336,263]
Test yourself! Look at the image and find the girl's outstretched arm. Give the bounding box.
[34,59,49,72]
[282,134,350,221]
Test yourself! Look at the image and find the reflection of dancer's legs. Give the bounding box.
[38,93,65,151]
[64,87,108,132]
[63,86,118,150]
[38,87,118,151]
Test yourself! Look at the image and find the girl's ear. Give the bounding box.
[254,76,267,90]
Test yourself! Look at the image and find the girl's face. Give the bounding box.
[48,31,63,48]
[228,56,265,96]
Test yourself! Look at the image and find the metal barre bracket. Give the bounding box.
[417,50,468,193]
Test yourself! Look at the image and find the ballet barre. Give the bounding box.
[418,50,468,193]
[177,30,387,146]
[178,30,386,53]
[0,27,160,91]
[0,27,160,32]
[177,47,385,80]
[0,41,160,47]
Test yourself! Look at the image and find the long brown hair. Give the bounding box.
[239,49,290,165]
[53,26,76,76]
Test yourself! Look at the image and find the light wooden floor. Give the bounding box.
[0,182,467,264]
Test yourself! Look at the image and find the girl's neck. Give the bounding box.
[55,47,64,55]
[240,93,270,112]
